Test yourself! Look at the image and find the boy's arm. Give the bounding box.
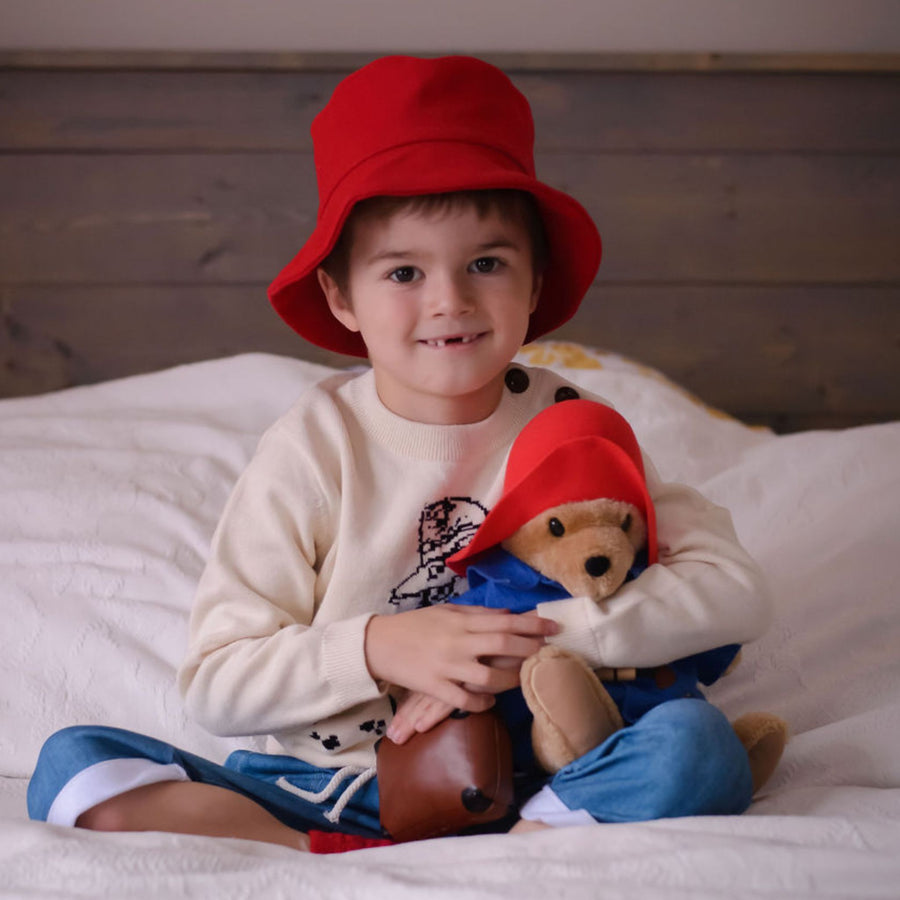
[178,424,382,739]
[534,455,773,669]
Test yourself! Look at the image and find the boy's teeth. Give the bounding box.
[427,335,476,347]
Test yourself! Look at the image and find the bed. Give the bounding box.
[2,341,900,899]
[2,52,900,898]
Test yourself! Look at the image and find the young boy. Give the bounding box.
[28,55,770,850]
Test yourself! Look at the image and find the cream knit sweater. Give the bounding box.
[178,365,771,770]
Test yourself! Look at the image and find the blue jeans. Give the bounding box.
[549,699,753,821]
[27,726,383,837]
[28,700,751,836]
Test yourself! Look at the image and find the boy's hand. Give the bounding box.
[365,605,558,715]
[385,691,456,744]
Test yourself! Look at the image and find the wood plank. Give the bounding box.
[518,71,900,154]
[559,284,900,429]
[3,284,897,431]
[0,70,335,152]
[2,152,898,285]
[2,50,899,73]
[3,68,899,153]
[0,284,347,399]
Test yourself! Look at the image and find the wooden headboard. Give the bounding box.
[1,52,898,431]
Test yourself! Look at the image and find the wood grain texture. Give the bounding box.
[2,153,897,284]
[3,69,899,152]
[4,284,895,432]
[2,50,899,72]
[1,58,898,430]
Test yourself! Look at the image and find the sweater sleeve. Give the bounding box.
[177,417,384,739]
[534,454,773,669]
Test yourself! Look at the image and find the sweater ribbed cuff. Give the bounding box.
[321,612,383,707]
[535,596,602,664]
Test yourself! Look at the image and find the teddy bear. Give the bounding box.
[377,398,787,841]
[445,397,787,787]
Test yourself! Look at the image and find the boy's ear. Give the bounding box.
[317,267,360,333]
[529,272,543,315]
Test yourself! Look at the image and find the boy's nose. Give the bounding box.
[427,273,474,315]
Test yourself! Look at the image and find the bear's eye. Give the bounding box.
[548,517,566,537]
[621,513,632,533]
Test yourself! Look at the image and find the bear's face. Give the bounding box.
[501,499,646,601]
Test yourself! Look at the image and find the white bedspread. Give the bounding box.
[2,344,899,899]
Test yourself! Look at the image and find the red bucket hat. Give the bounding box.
[447,400,657,574]
[267,55,602,357]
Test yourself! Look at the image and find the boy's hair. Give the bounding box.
[319,189,549,296]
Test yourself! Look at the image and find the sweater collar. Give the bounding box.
[341,368,538,461]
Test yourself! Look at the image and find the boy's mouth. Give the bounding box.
[420,332,486,349]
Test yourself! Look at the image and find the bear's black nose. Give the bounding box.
[585,556,611,577]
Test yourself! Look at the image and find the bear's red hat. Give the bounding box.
[447,399,657,574]
[267,55,601,357]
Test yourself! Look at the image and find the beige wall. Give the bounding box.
[2,0,899,53]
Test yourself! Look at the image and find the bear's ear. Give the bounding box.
[548,517,566,538]
[620,513,632,533]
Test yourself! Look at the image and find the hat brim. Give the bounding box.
[447,436,657,575]
[268,140,601,357]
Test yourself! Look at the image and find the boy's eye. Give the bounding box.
[470,257,501,274]
[389,266,419,283]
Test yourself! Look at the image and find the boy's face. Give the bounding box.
[318,204,542,425]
